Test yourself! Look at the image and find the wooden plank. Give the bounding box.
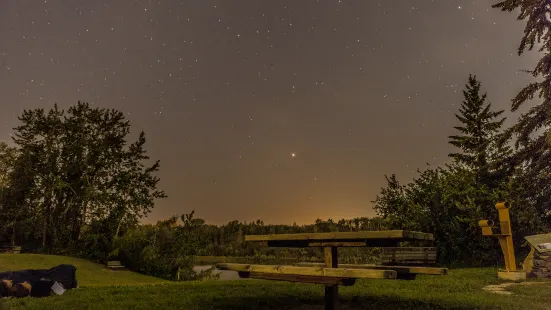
[267,239,401,248]
[383,247,436,251]
[382,255,436,261]
[107,261,125,269]
[381,248,437,260]
[107,261,123,266]
[1,245,22,254]
[382,251,436,254]
[215,263,397,279]
[308,241,367,247]
[382,255,437,260]
[324,247,338,268]
[382,252,437,256]
[381,247,437,266]
[381,255,436,258]
[382,256,437,260]
[381,260,436,264]
[238,272,357,286]
[295,263,448,275]
[324,247,338,310]
[244,231,433,243]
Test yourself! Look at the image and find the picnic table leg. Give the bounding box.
[324,246,338,310]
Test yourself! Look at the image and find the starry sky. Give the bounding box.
[0,1,541,225]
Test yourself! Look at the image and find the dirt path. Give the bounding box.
[482,282,549,295]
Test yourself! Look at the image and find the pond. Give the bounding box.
[192,265,241,281]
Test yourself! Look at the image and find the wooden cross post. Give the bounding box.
[324,246,339,310]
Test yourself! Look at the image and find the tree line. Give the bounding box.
[1,0,550,280]
[113,212,385,280]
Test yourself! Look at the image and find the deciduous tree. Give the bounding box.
[7,101,166,251]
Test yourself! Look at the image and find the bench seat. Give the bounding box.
[238,272,357,286]
[106,261,125,270]
[1,245,21,254]
[215,263,397,285]
[295,262,447,280]
[381,247,437,266]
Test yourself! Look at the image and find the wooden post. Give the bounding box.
[324,246,338,310]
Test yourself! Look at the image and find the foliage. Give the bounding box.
[115,212,216,281]
[0,142,18,188]
[374,165,505,267]
[0,142,19,244]
[114,212,385,280]
[492,0,551,228]
[0,102,166,258]
[373,74,539,267]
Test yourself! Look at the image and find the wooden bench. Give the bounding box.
[295,262,447,280]
[216,263,397,286]
[1,245,21,254]
[106,261,125,270]
[380,247,437,266]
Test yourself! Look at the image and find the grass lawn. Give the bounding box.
[0,254,166,287]
[1,254,551,309]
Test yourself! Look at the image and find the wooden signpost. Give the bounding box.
[478,202,526,281]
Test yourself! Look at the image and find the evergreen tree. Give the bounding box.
[493,1,551,227]
[448,75,506,170]
[448,75,509,186]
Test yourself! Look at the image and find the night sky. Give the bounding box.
[0,1,541,225]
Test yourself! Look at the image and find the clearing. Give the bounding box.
[1,254,551,309]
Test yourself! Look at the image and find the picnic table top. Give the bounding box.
[244,230,433,243]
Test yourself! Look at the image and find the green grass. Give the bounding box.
[0,254,166,287]
[1,254,551,309]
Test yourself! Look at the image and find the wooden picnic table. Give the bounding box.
[216,230,445,310]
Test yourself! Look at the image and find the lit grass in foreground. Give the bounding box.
[2,254,551,309]
[0,254,166,287]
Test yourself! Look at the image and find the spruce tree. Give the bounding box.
[492,1,551,148]
[448,74,507,184]
[493,1,551,225]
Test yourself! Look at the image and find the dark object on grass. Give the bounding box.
[0,280,12,298]
[11,282,31,298]
[30,279,54,297]
[0,264,77,298]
